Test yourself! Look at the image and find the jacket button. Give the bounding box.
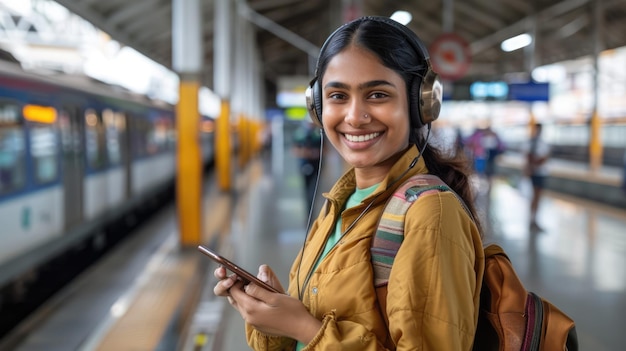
[312,287,318,294]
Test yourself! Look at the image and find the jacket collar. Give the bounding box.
[323,145,429,207]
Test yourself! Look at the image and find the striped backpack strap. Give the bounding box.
[371,174,450,287]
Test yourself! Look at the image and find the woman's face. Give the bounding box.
[321,45,410,177]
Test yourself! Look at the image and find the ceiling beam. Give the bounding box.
[107,0,161,27]
[552,15,589,40]
[239,2,319,59]
[53,0,169,69]
[248,0,306,12]
[124,3,170,34]
[470,0,590,55]
[77,0,104,6]
[456,2,506,30]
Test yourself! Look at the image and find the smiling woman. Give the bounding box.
[212,16,485,351]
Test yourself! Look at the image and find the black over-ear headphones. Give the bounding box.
[305,16,442,130]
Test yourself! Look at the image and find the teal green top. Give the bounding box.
[295,183,378,351]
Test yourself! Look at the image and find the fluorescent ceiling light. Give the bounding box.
[390,11,412,25]
[501,33,532,52]
[532,64,566,83]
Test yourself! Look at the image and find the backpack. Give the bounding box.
[371,174,578,351]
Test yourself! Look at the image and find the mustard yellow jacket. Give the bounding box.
[246,146,485,350]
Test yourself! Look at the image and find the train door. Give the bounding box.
[58,104,84,230]
[118,112,131,199]
[103,109,130,202]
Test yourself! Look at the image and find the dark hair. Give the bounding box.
[317,18,483,234]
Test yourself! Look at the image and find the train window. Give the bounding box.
[58,108,81,154]
[85,108,106,170]
[103,109,124,166]
[29,124,59,184]
[152,117,172,153]
[0,102,26,195]
[130,116,150,158]
[129,112,174,158]
[603,124,626,148]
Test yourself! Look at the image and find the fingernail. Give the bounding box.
[260,271,268,281]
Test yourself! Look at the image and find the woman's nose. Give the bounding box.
[345,103,370,127]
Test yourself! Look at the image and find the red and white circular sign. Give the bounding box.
[429,33,471,81]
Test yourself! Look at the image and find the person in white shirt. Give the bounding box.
[524,123,550,230]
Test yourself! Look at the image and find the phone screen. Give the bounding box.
[197,245,281,293]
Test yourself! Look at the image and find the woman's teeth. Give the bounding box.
[345,132,380,142]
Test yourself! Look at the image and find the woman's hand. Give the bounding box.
[222,265,322,344]
[213,265,234,296]
[213,266,246,311]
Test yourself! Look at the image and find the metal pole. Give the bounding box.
[173,0,202,245]
[589,0,605,172]
[215,0,233,191]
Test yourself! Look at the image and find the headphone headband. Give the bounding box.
[306,16,442,130]
[314,16,431,76]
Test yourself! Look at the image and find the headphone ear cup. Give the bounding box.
[418,69,442,126]
[305,79,323,128]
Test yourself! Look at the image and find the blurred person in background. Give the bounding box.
[622,150,626,194]
[464,122,505,182]
[292,121,322,216]
[454,127,466,157]
[524,123,550,231]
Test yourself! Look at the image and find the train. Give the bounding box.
[494,120,626,167]
[0,59,214,339]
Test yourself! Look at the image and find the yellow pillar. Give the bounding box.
[177,80,201,246]
[245,117,252,161]
[589,111,603,172]
[216,99,232,191]
[244,117,252,162]
[243,116,252,164]
[238,114,248,167]
[251,120,261,154]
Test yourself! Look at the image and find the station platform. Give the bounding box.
[5,146,625,351]
[497,151,626,209]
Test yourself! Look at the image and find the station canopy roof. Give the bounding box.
[53,0,626,106]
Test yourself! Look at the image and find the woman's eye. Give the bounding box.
[328,92,346,100]
[370,92,388,99]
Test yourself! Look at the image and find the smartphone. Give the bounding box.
[197,245,281,294]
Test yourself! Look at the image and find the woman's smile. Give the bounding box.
[343,131,382,143]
